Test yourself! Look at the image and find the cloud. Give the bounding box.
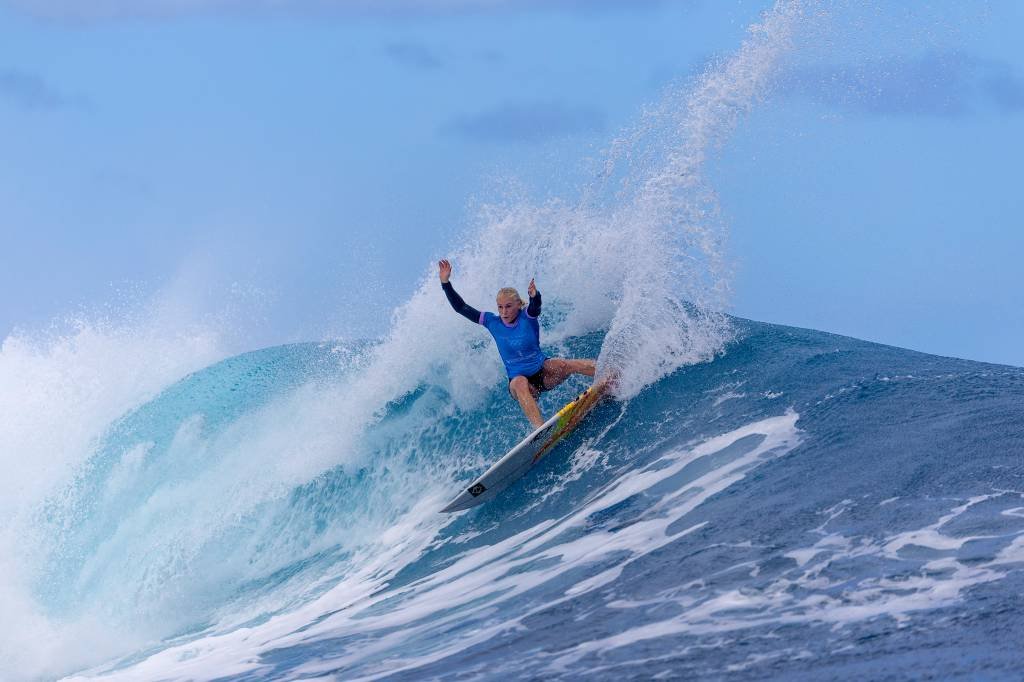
[982,63,1024,113]
[384,41,443,70]
[0,69,78,111]
[474,48,505,65]
[4,0,665,22]
[441,100,605,143]
[779,51,1024,117]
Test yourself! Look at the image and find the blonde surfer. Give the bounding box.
[438,259,596,427]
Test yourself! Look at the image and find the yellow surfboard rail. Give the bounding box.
[531,382,606,464]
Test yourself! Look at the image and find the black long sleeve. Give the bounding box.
[442,281,482,324]
[527,291,542,317]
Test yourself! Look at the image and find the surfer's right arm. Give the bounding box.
[438,259,483,324]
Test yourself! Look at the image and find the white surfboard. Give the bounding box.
[440,377,613,513]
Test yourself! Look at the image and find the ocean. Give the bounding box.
[5,321,1022,680]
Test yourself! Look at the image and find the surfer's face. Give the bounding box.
[496,294,522,324]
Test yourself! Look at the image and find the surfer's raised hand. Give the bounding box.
[438,259,452,284]
[528,278,537,298]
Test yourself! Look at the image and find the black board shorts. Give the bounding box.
[508,367,548,396]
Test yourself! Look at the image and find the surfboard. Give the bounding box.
[440,375,614,513]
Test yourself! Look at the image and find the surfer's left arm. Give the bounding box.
[526,278,541,318]
[438,259,484,324]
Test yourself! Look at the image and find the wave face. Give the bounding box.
[3,319,1023,681]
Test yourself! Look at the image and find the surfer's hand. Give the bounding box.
[528,278,537,298]
[438,259,452,284]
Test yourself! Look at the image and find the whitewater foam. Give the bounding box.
[66,411,801,681]
[0,310,228,680]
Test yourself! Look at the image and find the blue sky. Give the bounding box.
[1,0,1022,365]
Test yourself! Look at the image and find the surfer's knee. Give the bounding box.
[509,375,531,398]
[544,358,567,375]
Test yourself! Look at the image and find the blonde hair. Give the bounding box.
[496,287,526,307]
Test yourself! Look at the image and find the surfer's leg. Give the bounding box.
[509,375,545,428]
[540,358,596,390]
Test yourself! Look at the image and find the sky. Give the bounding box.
[1,0,1022,366]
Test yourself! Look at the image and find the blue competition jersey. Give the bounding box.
[481,311,546,378]
[441,281,546,379]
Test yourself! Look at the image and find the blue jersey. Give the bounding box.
[480,311,546,378]
[441,281,546,379]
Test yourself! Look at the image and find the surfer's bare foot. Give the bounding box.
[599,369,620,390]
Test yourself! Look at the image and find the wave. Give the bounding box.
[11,319,1018,681]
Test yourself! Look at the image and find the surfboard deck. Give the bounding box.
[439,375,614,513]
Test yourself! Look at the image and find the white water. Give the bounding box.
[64,413,805,681]
[0,312,227,679]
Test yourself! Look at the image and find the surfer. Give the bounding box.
[438,259,596,428]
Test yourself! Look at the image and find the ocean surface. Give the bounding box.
[3,319,1022,681]
[2,2,1022,679]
